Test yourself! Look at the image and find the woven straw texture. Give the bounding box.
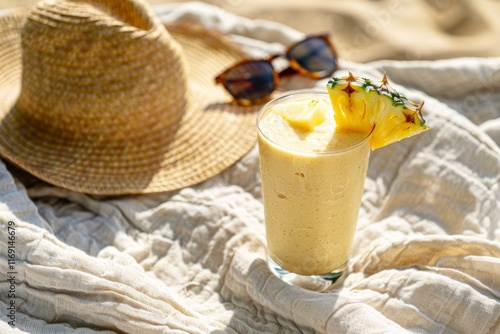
[0,0,257,195]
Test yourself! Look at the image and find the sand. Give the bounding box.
[1,0,499,63]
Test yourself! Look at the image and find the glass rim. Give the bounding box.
[256,90,373,156]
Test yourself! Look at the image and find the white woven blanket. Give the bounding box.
[1,3,499,333]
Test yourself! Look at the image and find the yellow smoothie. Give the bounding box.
[257,93,371,276]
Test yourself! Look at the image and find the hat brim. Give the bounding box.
[0,10,259,195]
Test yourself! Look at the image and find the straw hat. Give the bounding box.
[0,0,258,195]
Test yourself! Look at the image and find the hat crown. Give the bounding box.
[18,0,188,143]
[0,1,256,195]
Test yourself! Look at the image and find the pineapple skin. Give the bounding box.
[327,73,429,150]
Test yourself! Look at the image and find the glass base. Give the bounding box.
[267,258,346,292]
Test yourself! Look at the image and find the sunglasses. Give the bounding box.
[215,34,338,106]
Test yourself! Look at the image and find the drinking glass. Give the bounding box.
[257,91,372,291]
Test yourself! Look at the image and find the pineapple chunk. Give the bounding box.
[327,72,429,150]
[279,98,327,131]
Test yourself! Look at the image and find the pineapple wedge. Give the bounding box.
[278,98,327,131]
[327,72,429,150]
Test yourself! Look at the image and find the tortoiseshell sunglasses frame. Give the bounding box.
[215,34,338,106]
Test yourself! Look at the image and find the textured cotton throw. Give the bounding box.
[0,3,499,334]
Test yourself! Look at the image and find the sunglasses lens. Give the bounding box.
[222,60,276,101]
[288,37,336,76]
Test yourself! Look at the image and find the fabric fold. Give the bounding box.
[0,2,499,334]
